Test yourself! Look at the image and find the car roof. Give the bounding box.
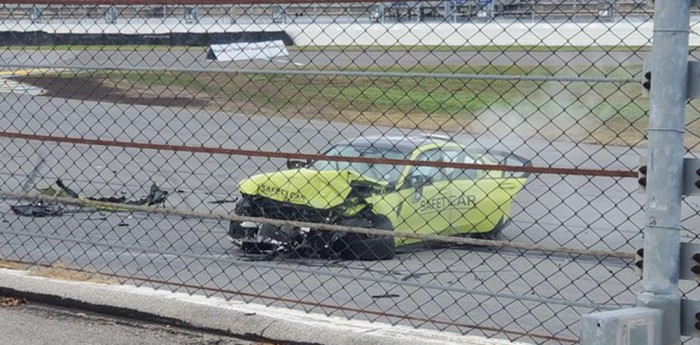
[337,134,458,152]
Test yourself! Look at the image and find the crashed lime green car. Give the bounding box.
[229,134,530,260]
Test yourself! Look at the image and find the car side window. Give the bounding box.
[444,150,482,181]
[410,149,447,182]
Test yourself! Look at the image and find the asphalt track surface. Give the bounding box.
[0,47,651,73]
[0,48,689,343]
[0,301,256,345]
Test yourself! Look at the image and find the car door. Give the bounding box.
[393,148,456,241]
[446,150,495,235]
[449,150,527,235]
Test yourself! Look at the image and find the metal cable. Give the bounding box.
[0,191,638,260]
[0,131,639,178]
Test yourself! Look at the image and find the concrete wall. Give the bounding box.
[0,19,662,47]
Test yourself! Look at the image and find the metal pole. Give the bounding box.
[637,0,690,342]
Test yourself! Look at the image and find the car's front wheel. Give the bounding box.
[228,220,261,241]
[333,215,395,261]
[228,220,245,239]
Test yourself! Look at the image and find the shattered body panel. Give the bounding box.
[11,202,64,217]
[238,169,386,210]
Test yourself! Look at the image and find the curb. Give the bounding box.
[0,268,530,345]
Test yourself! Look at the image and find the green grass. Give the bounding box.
[103,66,547,119]
[36,63,685,145]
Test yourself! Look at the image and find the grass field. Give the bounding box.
[17,63,700,147]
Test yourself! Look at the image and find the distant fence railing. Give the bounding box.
[0,0,654,24]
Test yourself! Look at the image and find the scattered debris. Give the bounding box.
[400,272,432,282]
[371,293,400,299]
[53,179,169,207]
[208,199,237,205]
[0,296,26,307]
[11,179,169,217]
[117,222,129,227]
[11,202,64,217]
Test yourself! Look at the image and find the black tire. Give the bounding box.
[472,216,507,241]
[228,220,245,239]
[259,224,293,243]
[334,215,395,261]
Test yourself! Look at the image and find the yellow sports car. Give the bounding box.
[229,134,530,260]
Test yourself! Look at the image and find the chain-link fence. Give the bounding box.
[0,0,693,343]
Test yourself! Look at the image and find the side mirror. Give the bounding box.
[405,174,430,188]
[287,160,308,169]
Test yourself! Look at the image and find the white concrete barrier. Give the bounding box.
[0,268,532,345]
[0,18,672,47]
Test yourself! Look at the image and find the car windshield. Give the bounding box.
[310,144,410,184]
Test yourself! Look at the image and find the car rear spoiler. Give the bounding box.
[465,148,533,178]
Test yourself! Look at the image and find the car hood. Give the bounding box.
[238,169,386,209]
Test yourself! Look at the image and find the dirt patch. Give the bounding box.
[29,263,118,284]
[0,260,26,270]
[0,259,117,284]
[14,75,208,109]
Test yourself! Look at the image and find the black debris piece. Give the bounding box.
[55,179,169,206]
[208,199,237,205]
[371,293,400,299]
[11,202,64,217]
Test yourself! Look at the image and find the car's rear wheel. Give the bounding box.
[334,215,395,261]
[472,216,507,241]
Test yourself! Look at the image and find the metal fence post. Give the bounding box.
[3,2,693,344]
[29,5,43,23]
[105,5,118,24]
[637,0,690,342]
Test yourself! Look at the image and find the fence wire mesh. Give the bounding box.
[0,0,694,343]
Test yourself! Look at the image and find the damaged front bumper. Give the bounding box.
[229,220,340,258]
[228,195,348,258]
[227,184,399,261]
